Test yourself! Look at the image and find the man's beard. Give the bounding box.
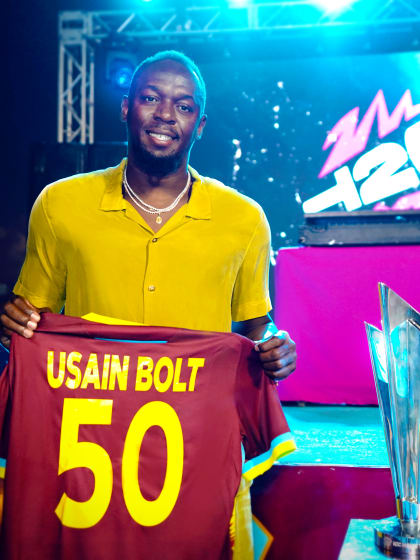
[131,137,184,177]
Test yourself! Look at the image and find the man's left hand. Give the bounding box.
[254,331,296,381]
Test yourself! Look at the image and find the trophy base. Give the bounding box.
[374,517,420,558]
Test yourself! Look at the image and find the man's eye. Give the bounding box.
[142,95,158,102]
[178,105,193,113]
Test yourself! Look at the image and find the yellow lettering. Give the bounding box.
[81,354,101,390]
[173,358,187,392]
[47,351,66,389]
[188,358,205,391]
[108,355,129,391]
[101,354,111,390]
[122,401,183,526]
[154,357,174,393]
[135,357,153,391]
[55,398,113,528]
[66,352,82,389]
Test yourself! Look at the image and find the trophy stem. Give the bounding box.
[398,498,420,538]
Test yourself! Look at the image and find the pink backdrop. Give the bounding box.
[274,245,420,404]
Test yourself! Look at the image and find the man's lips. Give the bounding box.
[146,130,178,141]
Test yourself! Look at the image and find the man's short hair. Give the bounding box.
[128,50,206,114]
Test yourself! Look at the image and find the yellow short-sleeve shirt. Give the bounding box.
[14,159,271,332]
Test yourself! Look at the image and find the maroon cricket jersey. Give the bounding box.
[0,313,295,560]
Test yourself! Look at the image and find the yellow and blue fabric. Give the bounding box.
[231,434,296,560]
[242,433,296,481]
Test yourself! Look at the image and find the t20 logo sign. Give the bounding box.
[303,89,420,213]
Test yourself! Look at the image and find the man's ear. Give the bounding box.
[196,113,207,140]
[121,95,129,122]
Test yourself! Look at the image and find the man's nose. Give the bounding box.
[154,99,175,123]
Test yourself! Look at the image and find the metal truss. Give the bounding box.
[57,13,95,144]
[58,0,420,144]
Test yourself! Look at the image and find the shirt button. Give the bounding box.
[152,238,158,243]
[148,285,156,292]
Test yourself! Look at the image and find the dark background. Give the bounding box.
[4,0,420,302]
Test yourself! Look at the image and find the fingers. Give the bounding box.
[256,341,291,361]
[260,350,296,369]
[255,334,295,362]
[266,363,296,382]
[254,330,296,381]
[12,296,41,321]
[260,353,296,379]
[0,297,41,344]
[263,360,296,381]
[254,330,289,352]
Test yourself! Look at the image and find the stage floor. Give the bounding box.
[282,404,388,467]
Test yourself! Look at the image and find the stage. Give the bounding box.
[251,404,395,560]
[3,2,420,558]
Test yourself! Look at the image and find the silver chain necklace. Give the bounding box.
[123,166,191,224]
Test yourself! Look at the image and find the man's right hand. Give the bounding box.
[0,296,41,349]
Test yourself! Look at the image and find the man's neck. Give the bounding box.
[125,157,190,197]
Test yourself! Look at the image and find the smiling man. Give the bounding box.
[1,50,296,378]
[0,51,296,557]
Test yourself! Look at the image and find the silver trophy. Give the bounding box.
[366,283,420,558]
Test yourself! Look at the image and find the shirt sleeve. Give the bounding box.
[235,340,296,481]
[13,188,66,312]
[231,207,272,322]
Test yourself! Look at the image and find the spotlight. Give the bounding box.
[228,0,250,7]
[114,65,134,89]
[105,51,138,89]
[312,0,357,13]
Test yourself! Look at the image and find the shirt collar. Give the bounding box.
[185,166,211,220]
[99,158,211,220]
[99,159,127,211]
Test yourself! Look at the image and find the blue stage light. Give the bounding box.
[114,65,134,89]
[312,0,357,13]
[228,0,250,7]
[105,52,138,90]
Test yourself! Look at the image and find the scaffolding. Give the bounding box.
[58,12,95,144]
[57,0,420,144]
